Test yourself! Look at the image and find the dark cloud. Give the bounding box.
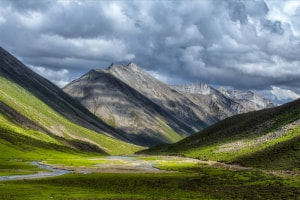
[6,0,56,11]
[261,19,284,34]
[228,0,248,24]
[0,0,300,103]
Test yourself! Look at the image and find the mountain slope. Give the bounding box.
[140,98,300,170]
[103,63,216,129]
[0,47,141,156]
[64,63,217,146]
[0,47,127,141]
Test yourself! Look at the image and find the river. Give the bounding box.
[0,161,72,181]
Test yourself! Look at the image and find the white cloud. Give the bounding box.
[102,2,138,34]
[271,86,300,101]
[147,70,185,85]
[34,34,135,61]
[283,1,300,15]
[29,65,70,87]
[265,0,300,35]
[17,11,43,30]
[147,70,172,84]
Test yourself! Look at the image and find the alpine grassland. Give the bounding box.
[0,156,299,200]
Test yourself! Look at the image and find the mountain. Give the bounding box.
[170,83,245,120]
[219,88,276,111]
[170,83,276,120]
[64,63,214,146]
[140,98,300,170]
[64,63,275,147]
[0,46,141,159]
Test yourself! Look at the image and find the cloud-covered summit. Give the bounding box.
[0,0,299,103]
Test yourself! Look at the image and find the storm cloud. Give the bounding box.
[0,0,300,103]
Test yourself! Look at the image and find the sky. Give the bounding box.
[0,0,300,104]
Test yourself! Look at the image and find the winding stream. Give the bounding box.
[0,156,161,181]
[0,161,72,181]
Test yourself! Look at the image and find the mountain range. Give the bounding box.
[0,46,298,171]
[64,62,276,146]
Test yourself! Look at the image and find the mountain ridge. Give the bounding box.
[64,62,276,147]
[170,83,276,117]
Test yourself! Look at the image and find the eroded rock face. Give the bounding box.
[64,62,276,147]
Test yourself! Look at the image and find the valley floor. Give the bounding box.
[0,155,299,200]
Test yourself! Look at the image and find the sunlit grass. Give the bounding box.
[0,77,142,155]
[0,158,299,200]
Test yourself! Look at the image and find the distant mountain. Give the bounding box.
[170,83,276,119]
[64,63,276,146]
[0,46,140,158]
[219,88,276,111]
[170,83,244,120]
[140,98,300,170]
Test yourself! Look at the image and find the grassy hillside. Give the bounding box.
[140,99,300,170]
[0,76,142,158]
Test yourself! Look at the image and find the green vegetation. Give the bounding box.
[156,118,186,143]
[44,157,127,168]
[0,76,142,177]
[98,113,117,128]
[0,76,142,156]
[141,99,300,170]
[0,158,299,200]
[106,114,117,128]
[236,136,300,170]
[0,125,102,175]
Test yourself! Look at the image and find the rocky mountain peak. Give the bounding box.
[104,62,143,75]
[106,63,122,71]
[126,62,141,71]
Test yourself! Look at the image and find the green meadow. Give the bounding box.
[0,155,299,200]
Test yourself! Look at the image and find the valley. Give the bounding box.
[0,47,299,199]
